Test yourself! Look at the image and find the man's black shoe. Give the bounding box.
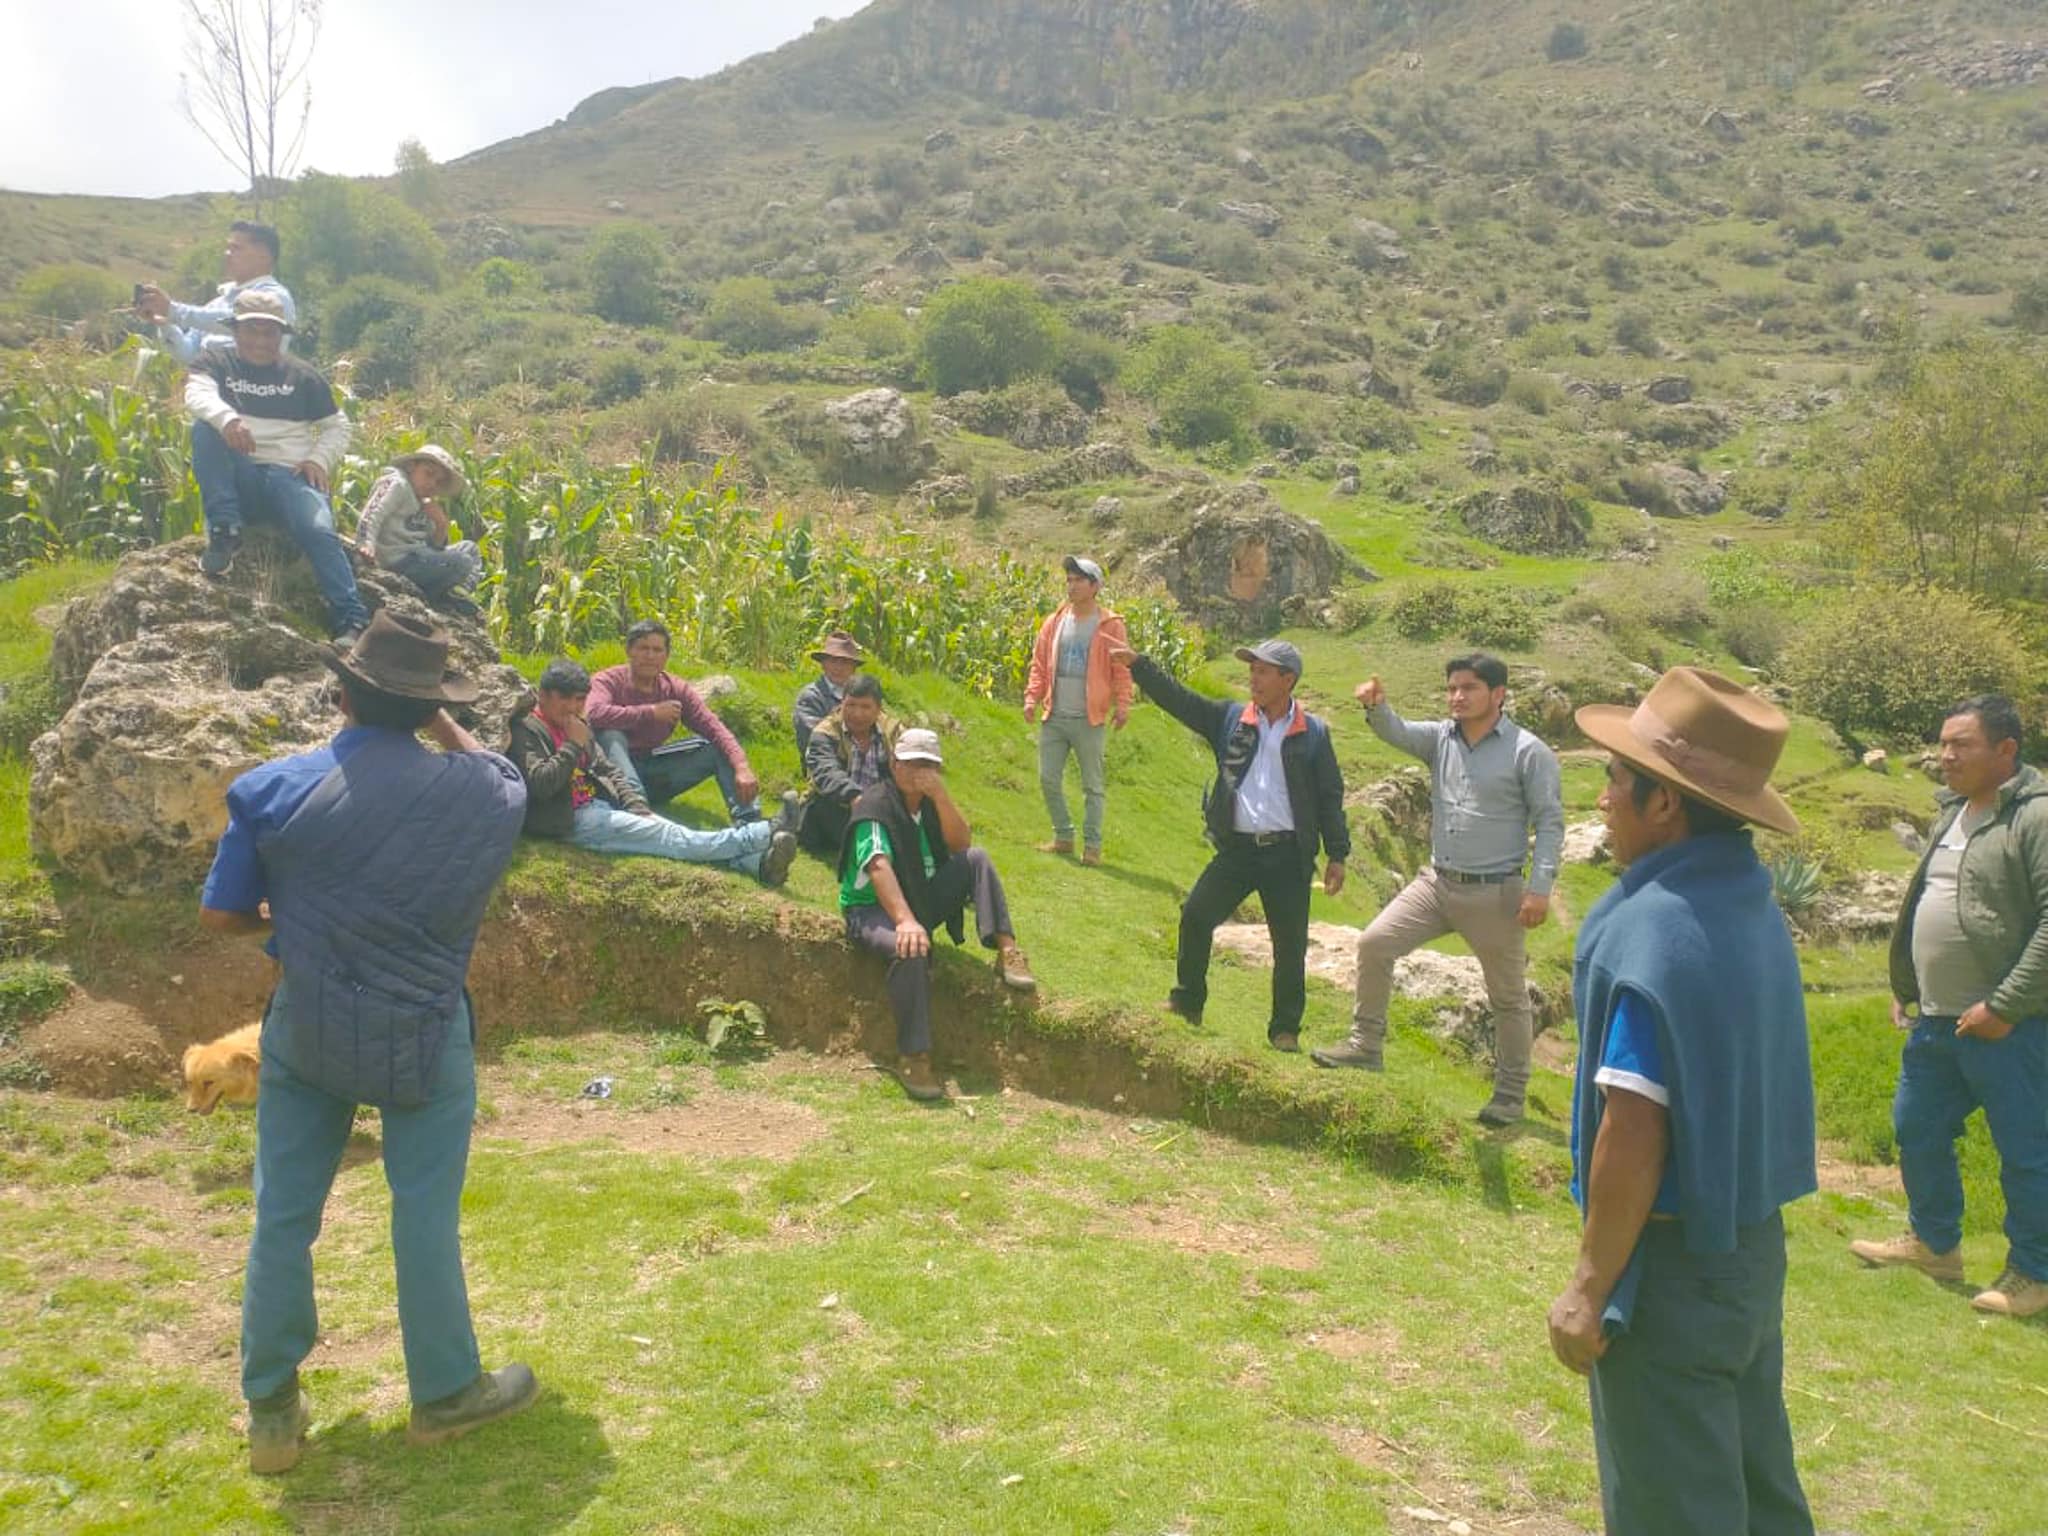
[201,528,243,579]
[1164,996,1204,1028]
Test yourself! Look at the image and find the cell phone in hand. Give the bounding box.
[132,284,145,305]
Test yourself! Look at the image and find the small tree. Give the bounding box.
[394,138,442,212]
[1781,584,2035,745]
[14,265,126,324]
[586,224,667,327]
[915,278,1060,395]
[178,0,321,218]
[702,277,813,354]
[1546,21,1589,61]
[1126,326,1258,449]
[282,173,442,291]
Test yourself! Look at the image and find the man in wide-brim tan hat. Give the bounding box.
[1546,666,1818,1536]
[199,609,541,1472]
[793,630,867,760]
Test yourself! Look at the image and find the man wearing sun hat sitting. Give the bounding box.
[199,611,538,1474]
[184,288,369,643]
[1545,667,1817,1536]
[355,444,482,610]
[839,727,1036,1101]
[793,631,867,760]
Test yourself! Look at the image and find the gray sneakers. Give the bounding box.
[1310,1029,1384,1071]
[406,1363,541,1447]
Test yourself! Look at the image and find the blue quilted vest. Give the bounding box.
[257,730,526,1107]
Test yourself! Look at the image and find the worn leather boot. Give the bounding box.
[247,1377,311,1475]
[897,1052,946,1102]
[406,1364,541,1447]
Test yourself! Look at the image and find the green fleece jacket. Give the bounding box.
[1890,764,2048,1021]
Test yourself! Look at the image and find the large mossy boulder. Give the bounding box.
[1138,485,1365,630]
[30,535,529,892]
[1453,483,1590,554]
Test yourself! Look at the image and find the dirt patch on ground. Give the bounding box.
[23,994,178,1096]
[1815,1147,1904,1199]
[1321,1422,1594,1535]
[1303,1324,1405,1364]
[479,1087,825,1162]
[1106,1197,1320,1271]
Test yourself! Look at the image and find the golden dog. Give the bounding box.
[182,1023,262,1113]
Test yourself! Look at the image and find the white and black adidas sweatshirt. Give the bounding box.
[185,349,353,475]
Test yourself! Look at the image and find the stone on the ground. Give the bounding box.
[1561,818,1610,865]
[1813,871,1907,940]
[1891,820,1924,855]
[1861,748,1889,773]
[1454,483,1589,554]
[31,535,529,893]
[1211,922,1557,1061]
[819,388,928,483]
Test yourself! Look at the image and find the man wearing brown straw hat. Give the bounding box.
[1547,667,1817,1536]
[793,631,867,760]
[200,611,538,1474]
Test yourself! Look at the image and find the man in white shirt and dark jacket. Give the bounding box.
[1109,638,1348,1052]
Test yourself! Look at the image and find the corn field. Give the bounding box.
[0,342,1200,694]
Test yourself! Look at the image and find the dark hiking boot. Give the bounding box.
[248,1378,311,1475]
[201,527,243,579]
[1164,995,1204,1028]
[898,1052,946,1102]
[1311,1029,1384,1071]
[1268,1031,1301,1053]
[406,1363,540,1447]
[757,829,798,889]
[1476,1094,1525,1128]
[770,789,802,838]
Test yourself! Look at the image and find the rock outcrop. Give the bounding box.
[1138,486,1363,628]
[816,388,929,486]
[1454,484,1589,555]
[31,536,529,892]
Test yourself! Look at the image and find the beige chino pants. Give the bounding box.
[1352,867,1532,1103]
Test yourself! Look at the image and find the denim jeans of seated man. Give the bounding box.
[390,542,482,601]
[594,729,760,822]
[568,801,770,871]
[190,422,369,634]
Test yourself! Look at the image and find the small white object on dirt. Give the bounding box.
[818,1293,840,1310]
[1000,1474,1024,1487]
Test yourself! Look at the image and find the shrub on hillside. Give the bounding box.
[915,278,1060,396]
[14,265,125,324]
[2012,276,2048,335]
[1126,326,1258,449]
[1423,345,1508,407]
[1780,585,2037,745]
[1613,308,1660,357]
[1334,396,1415,451]
[590,353,650,407]
[1053,328,1122,410]
[283,173,443,291]
[1388,581,1543,651]
[323,276,427,352]
[1719,601,1791,668]
[472,258,537,299]
[1546,21,1589,61]
[824,304,914,364]
[702,277,820,354]
[585,223,669,327]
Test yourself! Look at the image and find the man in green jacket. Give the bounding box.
[1851,695,2048,1319]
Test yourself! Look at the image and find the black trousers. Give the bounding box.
[799,794,852,856]
[1172,836,1312,1039]
[1589,1213,1813,1536]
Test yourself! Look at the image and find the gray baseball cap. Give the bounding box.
[894,727,944,764]
[1063,554,1104,584]
[1234,639,1303,678]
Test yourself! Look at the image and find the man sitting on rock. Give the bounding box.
[354,445,482,612]
[588,620,764,825]
[184,290,369,643]
[801,673,900,855]
[840,727,1035,1101]
[509,659,797,885]
[793,631,866,759]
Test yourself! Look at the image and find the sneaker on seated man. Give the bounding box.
[839,728,1035,1102]
[508,659,796,886]
[184,289,369,642]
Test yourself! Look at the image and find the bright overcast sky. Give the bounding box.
[2,0,872,199]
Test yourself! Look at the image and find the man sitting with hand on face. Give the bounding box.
[839,728,1035,1102]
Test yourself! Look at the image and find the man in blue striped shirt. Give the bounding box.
[1314,652,1564,1126]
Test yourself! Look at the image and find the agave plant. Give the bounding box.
[1768,850,1827,918]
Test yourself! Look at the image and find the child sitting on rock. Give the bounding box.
[354,445,482,612]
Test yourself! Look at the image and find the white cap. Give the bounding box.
[894,727,944,764]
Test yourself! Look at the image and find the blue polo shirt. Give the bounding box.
[1580,988,1680,1217]
[202,727,382,917]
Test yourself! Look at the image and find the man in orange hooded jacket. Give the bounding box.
[1023,556,1133,865]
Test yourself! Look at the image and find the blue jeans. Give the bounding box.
[390,541,481,600]
[1896,1014,2048,1279]
[594,730,759,822]
[242,997,480,1405]
[568,800,769,871]
[190,422,369,634]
